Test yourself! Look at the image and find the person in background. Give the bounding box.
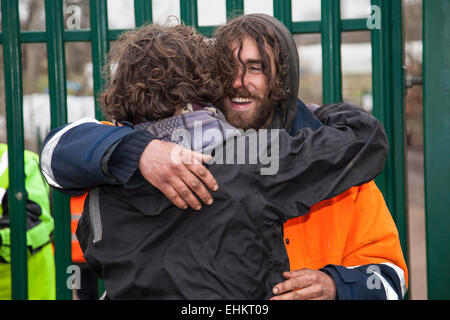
[0,143,55,300]
[71,194,98,300]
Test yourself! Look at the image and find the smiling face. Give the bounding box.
[222,36,277,130]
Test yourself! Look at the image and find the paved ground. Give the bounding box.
[406,147,427,300]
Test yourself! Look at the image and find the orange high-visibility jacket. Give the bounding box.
[71,194,87,263]
[284,180,408,298]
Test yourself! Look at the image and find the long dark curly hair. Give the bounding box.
[213,15,289,103]
[100,23,223,124]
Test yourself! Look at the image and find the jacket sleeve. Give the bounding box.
[289,99,322,134]
[39,118,154,194]
[239,101,388,221]
[320,182,408,300]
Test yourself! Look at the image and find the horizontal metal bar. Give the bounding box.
[20,31,47,42]
[63,30,92,42]
[0,19,371,44]
[341,18,369,31]
[4,30,90,43]
[198,21,368,38]
[108,29,132,41]
[292,21,321,34]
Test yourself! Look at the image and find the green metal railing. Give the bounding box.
[1,0,408,299]
[423,0,450,300]
[1,0,27,300]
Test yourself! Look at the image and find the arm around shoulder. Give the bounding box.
[39,118,138,193]
[252,102,389,221]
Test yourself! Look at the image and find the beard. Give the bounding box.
[222,90,275,131]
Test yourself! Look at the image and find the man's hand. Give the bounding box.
[138,140,218,211]
[270,269,337,300]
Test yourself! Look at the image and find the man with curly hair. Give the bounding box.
[40,15,407,300]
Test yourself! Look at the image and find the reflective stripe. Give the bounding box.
[40,118,100,188]
[0,152,8,204]
[0,152,8,178]
[347,264,402,300]
[0,188,6,205]
[99,291,108,300]
[380,262,407,298]
[89,188,102,243]
[71,214,81,222]
[372,271,399,300]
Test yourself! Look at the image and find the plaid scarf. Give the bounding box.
[134,103,242,153]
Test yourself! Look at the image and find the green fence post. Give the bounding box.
[371,0,391,201]
[134,0,153,27]
[423,0,450,300]
[1,0,28,300]
[321,0,342,104]
[45,0,72,300]
[180,0,198,29]
[389,0,408,267]
[90,0,109,120]
[226,0,243,21]
[273,0,292,32]
[371,0,408,265]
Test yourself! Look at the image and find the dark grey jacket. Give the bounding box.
[77,102,388,300]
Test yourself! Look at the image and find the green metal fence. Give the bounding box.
[423,0,450,300]
[0,0,408,300]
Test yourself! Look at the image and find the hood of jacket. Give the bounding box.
[245,14,300,132]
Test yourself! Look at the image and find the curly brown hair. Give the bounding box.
[213,15,289,103]
[100,23,223,124]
